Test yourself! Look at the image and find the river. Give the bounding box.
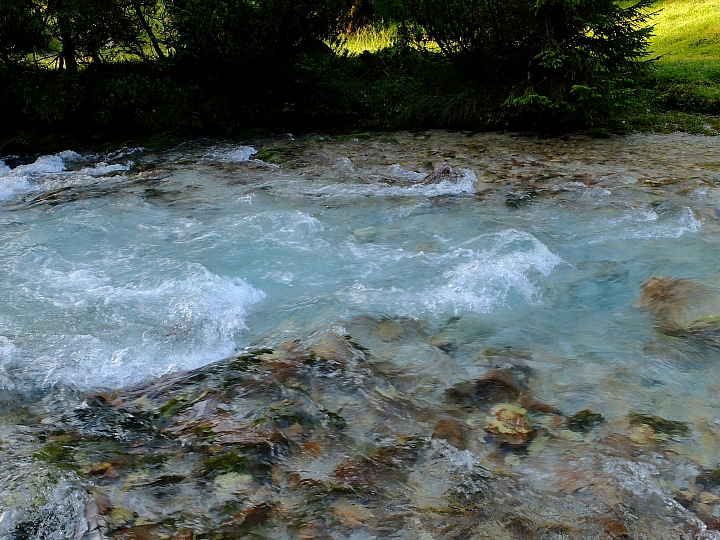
[1,131,719,538]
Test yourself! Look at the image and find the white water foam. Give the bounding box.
[18,265,265,390]
[0,337,17,390]
[590,206,701,244]
[340,229,562,315]
[206,145,257,162]
[78,161,130,176]
[386,163,426,182]
[0,151,130,201]
[426,229,562,312]
[316,167,478,198]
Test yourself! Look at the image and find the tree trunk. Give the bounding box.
[347,0,374,32]
[131,0,165,59]
[58,15,78,74]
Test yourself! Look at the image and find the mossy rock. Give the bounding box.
[565,409,604,432]
[697,468,720,488]
[254,147,295,164]
[628,412,689,436]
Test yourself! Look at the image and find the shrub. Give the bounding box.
[404,0,657,126]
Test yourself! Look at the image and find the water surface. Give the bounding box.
[1,131,720,539]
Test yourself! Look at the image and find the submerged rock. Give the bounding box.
[628,412,690,437]
[638,276,720,346]
[445,368,522,407]
[484,403,534,446]
[420,165,456,185]
[565,409,604,432]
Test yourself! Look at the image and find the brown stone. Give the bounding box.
[484,403,534,446]
[374,320,404,341]
[281,423,305,444]
[598,434,636,457]
[519,393,561,415]
[445,368,522,407]
[433,418,468,448]
[603,518,628,538]
[170,529,194,540]
[311,334,357,363]
[109,525,158,540]
[300,441,323,455]
[697,512,720,531]
[331,501,372,528]
[333,461,372,488]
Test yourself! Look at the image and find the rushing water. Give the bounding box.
[1,131,720,539]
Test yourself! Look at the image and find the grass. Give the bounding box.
[337,23,399,55]
[631,0,720,132]
[649,0,720,62]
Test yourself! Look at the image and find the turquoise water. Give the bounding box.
[1,132,720,538]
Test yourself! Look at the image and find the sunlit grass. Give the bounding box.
[649,0,720,62]
[337,23,398,55]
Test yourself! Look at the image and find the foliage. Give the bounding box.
[404,0,657,126]
[0,0,50,69]
[167,0,353,70]
[5,0,718,144]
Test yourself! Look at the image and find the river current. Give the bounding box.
[1,131,719,539]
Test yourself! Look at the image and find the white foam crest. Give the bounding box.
[338,229,562,315]
[103,146,145,160]
[23,265,265,389]
[8,151,81,176]
[0,336,17,390]
[590,207,701,243]
[78,161,130,176]
[0,151,131,201]
[427,229,562,313]
[279,211,324,233]
[0,160,9,174]
[386,163,426,182]
[207,144,257,162]
[0,175,31,200]
[316,168,478,198]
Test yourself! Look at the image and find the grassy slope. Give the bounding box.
[650,0,720,61]
[635,0,720,132]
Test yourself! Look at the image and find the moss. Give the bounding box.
[628,412,689,436]
[32,443,77,470]
[697,468,720,488]
[254,147,296,164]
[156,397,184,423]
[205,451,255,474]
[565,409,604,432]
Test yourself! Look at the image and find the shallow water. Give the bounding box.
[1,131,720,539]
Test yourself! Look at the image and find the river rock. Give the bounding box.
[628,411,689,436]
[421,165,457,184]
[638,276,720,345]
[484,403,534,446]
[445,368,522,407]
[373,319,404,341]
[565,409,604,432]
[433,418,469,448]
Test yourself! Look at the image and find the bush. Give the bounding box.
[404,0,656,127]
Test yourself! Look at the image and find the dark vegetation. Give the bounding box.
[0,0,691,151]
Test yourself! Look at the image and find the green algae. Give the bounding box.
[565,410,604,432]
[628,412,690,436]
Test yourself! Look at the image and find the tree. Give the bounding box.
[0,0,50,72]
[403,0,656,125]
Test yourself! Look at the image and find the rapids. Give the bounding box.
[1,131,719,539]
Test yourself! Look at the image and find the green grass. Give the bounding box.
[649,0,720,61]
[626,0,720,132]
[337,23,399,55]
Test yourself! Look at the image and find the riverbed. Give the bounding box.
[1,131,719,539]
